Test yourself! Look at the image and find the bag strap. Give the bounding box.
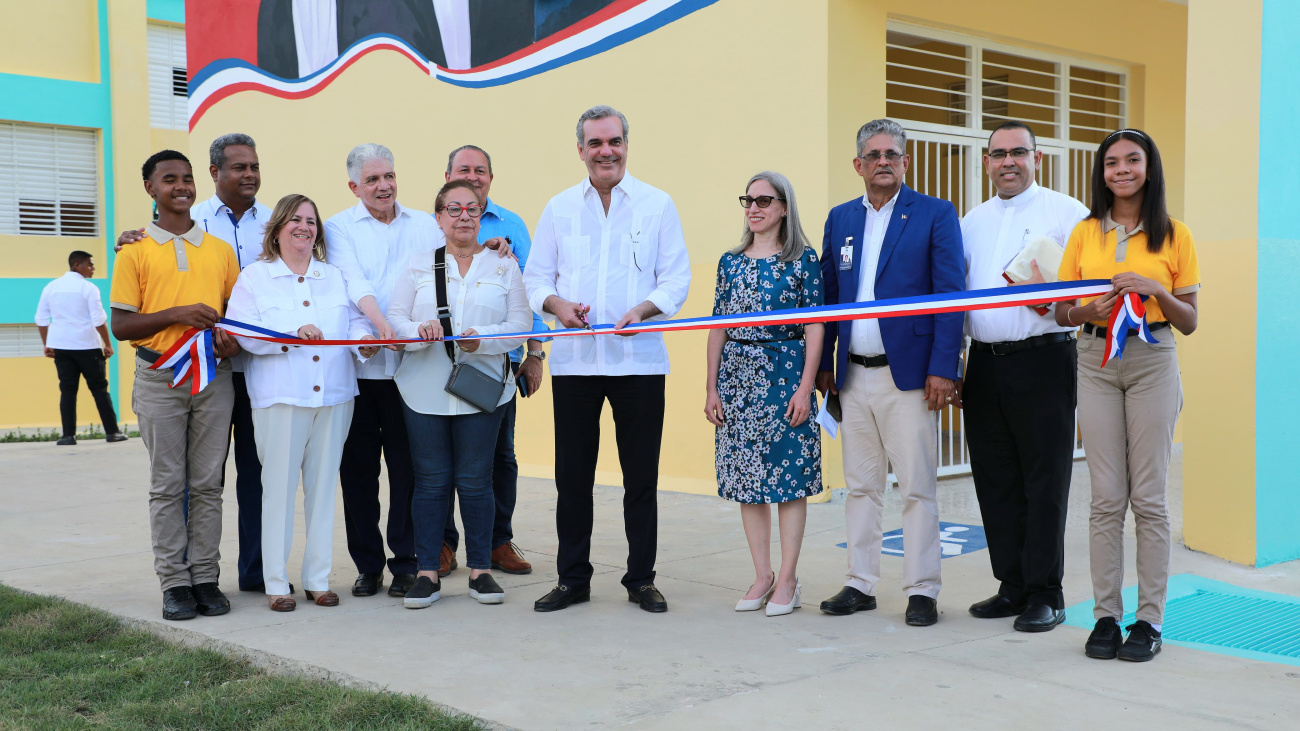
[433,247,456,361]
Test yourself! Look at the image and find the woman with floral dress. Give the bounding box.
[704,171,824,617]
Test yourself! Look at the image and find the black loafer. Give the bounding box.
[969,593,1027,619]
[1118,620,1162,662]
[905,595,939,626]
[1013,603,1066,632]
[534,584,590,612]
[388,573,417,597]
[56,436,76,446]
[628,584,668,613]
[162,586,198,620]
[192,582,230,616]
[819,586,877,615]
[352,573,383,597]
[105,432,129,443]
[1085,616,1123,659]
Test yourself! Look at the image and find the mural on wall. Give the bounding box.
[185,0,717,129]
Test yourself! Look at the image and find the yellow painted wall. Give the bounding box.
[0,0,99,82]
[1179,0,1261,565]
[0,234,105,277]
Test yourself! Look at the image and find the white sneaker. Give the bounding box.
[403,576,441,609]
[469,573,505,604]
[766,579,802,617]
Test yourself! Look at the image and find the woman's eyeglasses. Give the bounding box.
[738,195,786,209]
[440,204,483,218]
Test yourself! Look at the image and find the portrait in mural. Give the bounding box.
[186,0,716,129]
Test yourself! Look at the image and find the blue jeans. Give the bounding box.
[402,403,505,572]
[443,395,517,551]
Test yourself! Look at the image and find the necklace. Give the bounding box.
[449,246,480,260]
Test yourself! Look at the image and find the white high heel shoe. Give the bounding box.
[735,573,776,612]
[765,579,802,616]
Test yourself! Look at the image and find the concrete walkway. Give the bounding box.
[1,440,1297,730]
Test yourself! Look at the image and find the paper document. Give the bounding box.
[816,404,839,440]
[1003,235,1064,284]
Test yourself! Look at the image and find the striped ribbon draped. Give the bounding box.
[149,279,1117,393]
[1101,292,1160,369]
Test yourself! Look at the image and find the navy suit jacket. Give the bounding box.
[818,185,965,392]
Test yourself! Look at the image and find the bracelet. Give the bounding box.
[1065,306,1077,326]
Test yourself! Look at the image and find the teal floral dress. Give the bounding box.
[712,246,823,504]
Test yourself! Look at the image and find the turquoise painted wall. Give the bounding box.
[146,0,184,23]
[1255,0,1300,567]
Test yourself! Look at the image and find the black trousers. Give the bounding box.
[229,372,264,589]
[339,379,417,575]
[53,349,119,437]
[444,363,520,552]
[552,375,664,590]
[964,339,1077,609]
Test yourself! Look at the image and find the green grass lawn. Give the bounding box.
[0,583,485,730]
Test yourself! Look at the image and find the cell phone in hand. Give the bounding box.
[516,368,531,398]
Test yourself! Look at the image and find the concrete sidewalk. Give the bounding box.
[1,440,1297,730]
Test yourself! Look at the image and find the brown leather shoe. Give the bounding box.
[438,543,458,578]
[304,590,339,607]
[268,596,296,612]
[491,542,533,574]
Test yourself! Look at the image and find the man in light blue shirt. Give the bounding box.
[439,144,549,576]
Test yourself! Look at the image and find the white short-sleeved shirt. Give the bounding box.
[34,272,107,350]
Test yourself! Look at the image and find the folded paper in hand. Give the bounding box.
[1003,235,1065,315]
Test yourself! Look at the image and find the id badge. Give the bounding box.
[839,236,854,271]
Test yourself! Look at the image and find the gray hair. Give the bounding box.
[731,171,810,263]
[445,144,493,175]
[575,105,629,145]
[346,143,396,184]
[209,133,256,169]
[855,119,907,157]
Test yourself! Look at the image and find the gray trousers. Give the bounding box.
[133,355,234,591]
[1076,331,1181,625]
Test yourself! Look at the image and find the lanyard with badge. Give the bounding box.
[839,236,854,271]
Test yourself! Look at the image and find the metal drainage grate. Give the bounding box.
[1122,590,1300,659]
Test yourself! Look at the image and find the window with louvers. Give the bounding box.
[148,23,188,130]
[0,122,99,238]
[0,325,46,358]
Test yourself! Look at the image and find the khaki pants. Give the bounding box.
[840,363,941,598]
[133,356,234,591]
[1076,331,1181,624]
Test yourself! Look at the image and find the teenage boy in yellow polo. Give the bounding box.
[110,150,242,621]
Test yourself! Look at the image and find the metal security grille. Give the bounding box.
[1122,591,1300,659]
[0,122,99,238]
[885,23,1126,475]
[148,23,188,130]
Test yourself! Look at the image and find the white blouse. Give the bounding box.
[388,249,531,415]
[226,258,372,409]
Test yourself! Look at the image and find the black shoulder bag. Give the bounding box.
[434,247,510,413]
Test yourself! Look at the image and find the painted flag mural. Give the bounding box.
[185,0,718,129]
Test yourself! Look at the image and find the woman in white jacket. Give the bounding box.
[226,193,379,612]
[388,179,531,608]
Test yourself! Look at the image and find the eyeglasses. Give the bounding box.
[738,195,786,209]
[987,148,1035,161]
[440,204,483,218]
[860,151,904,163]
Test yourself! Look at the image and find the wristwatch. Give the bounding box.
[527,349,546,361]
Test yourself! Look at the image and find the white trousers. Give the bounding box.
[840,364,942,598]
[252,400,354,596]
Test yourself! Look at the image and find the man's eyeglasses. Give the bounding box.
[860,151,904,163]
[987,148,1035,161]
[738,195,786,209]
[440,204,483,218]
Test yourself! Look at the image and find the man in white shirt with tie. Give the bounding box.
[35,250,124,445]
[524,105,692,614]
[960,121,1088,632]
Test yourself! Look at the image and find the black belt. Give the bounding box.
[1083,321,1169,338]
[848,353,888,368]
[135,347,163,365]
[971,331,1076,356]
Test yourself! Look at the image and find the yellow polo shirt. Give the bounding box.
[1058,213,1201,325]
[109,221,240,353]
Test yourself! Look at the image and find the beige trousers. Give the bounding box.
[133,355,234,591]
[253,401,355,597]
[1076,331,1181,624]
[840,364,941,598]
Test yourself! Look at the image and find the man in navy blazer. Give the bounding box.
[814,119,965,627]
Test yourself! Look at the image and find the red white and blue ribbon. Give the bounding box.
[150,279,1116,393]
[1101,292,1160,369]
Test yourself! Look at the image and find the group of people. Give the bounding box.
[51,103,1193,664]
